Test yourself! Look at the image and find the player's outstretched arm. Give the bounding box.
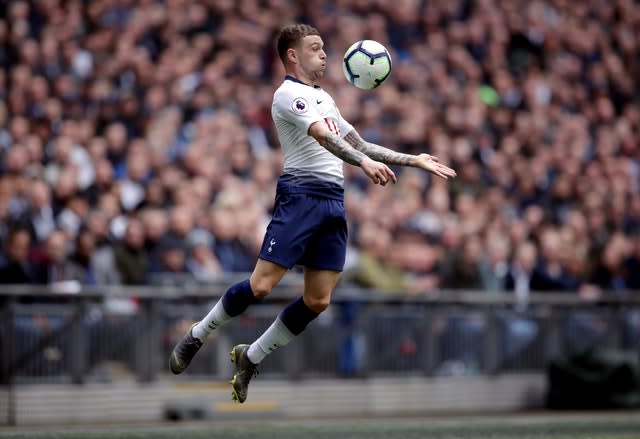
[344,130,457,180]
[308,121,397,185]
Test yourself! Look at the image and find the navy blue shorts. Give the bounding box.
[259,174,347,271]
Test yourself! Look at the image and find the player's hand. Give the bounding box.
[361,157,397,186]
[414,154,457,179]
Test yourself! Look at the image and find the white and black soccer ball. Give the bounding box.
[342,40,392,90]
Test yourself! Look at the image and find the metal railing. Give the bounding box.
[2,281,639,380]
[1,280,640,424]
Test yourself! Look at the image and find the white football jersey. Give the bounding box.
[271,76,354,186]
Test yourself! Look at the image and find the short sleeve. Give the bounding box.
[273,88,323,135]
[335,106,354,139]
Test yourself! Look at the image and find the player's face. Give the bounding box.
[297,35,326,82]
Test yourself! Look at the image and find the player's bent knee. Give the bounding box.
[250,259,288,299]
[250,281,272,299]
[249,275,276,299]
[304,296,331,313]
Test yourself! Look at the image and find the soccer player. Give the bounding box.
[169,23,456,403]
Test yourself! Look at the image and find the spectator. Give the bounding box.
[530,228,578,292]
[85,209,112,248]
[152,235,188,278]
[185,228,222,282]
[66,227,120,286]
[439,234,484,290]
[26,229,83,285]
[478,234,512,292]
[57,195,90,240]
[505,241,538,300]
[590,233,634,292]
[140,207,169,272]
[113,218,148,285]
[83,158,115,208]
[344,221,407,293]
[208,194,256,273]
[0,227,41,284]
[164,205,194,248]
[21,179,56,244]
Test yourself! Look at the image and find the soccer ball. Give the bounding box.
[342,40,392,90]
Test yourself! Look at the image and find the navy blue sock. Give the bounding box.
[279,297,320,336]
[221,279,259,317]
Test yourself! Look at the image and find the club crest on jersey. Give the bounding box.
[291,97,308,114]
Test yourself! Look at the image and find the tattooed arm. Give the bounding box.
[313,127,367,166]
[308,121,397,185]
[344,129,457,179]
[344,130,417,166]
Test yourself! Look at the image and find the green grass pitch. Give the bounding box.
[1,413,640,439]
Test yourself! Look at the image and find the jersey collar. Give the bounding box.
[285,75,320,89]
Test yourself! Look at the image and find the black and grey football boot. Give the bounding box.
[230,344,259,403]
[169,322,203,374]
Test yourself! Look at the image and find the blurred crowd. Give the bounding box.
[0,0,639,297]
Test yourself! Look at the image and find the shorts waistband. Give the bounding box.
[276,174,344,200]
